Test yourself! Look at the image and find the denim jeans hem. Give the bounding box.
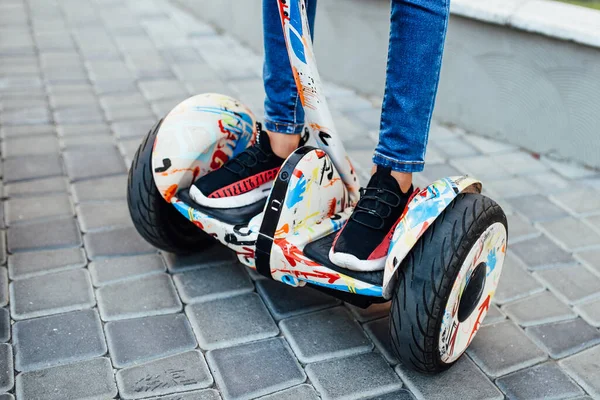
[263,119,304,135]
[373,152,425,173]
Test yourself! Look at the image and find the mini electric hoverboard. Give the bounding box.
[127,0,507,373]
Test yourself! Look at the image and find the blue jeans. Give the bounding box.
[263,0,450,173]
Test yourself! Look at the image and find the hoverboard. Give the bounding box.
[127,0,507,373]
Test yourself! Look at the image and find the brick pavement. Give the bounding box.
[1,0,600,398]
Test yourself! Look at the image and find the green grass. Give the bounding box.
[557,0,600,10]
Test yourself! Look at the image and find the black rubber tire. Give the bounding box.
[389,193,507,374]
[127,121,214,254]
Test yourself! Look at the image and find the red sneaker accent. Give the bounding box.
[208,167,280,198]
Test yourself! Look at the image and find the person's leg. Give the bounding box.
[263,0,318,158]
[330,0,450,271]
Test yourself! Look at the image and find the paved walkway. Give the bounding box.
[1,0,600,399]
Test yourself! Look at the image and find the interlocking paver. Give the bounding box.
[174,263,253,304]
[72,174,128,202]
[346,302,391,322]
[97,274,182,321]
[8,247,86,280]
[56,122,111,136]
[116,350,213,399]
[0,269,7,308]
[493,254,545,305]
[0,309,10,343]
[0,344,13,392]
[5,193,73,225]
[463,134,517,154]
[396,355,502,400]
[539,217,600,251]
[450,155,510,180]
[256,279,340,320]
[105,105,155,122]
[526,318,600,359]
[163,246,238,273]
[111,119,155,139]
[420,163,463,183]
[76,200,132,232]
[551,189,600,216]
[502,290,576,327]
[3,154,63,183]
[257,384,320,400]
[138,79,188,102]
[2,135,60,157]
[105,313,197,368]
[363,317,398,365]
[13,309,107,372]
[559,345,600,398]
[306,352,402,400]
[534,265,600,305]
[206,337,306,400]
[0,124,55,138]
[280,307,372,363]
[49,92,99,109]
[575,248,600,277]
[467,320,547,378]
[491,152,548,175]
[144,389,221,400]
[10,268,95,320]
[510,235,576,270]
[496,362,584,400]
[61,132,117,149]
[84,226,157,259]
[575,298,600,327]
[5,176,69,197]
[187,293,278,350]
[507,195,568,222]
[53,106,105,124]
[506,213,541,243]
[15,357,118,400]
[63,145,127,181]
[0,107,51,126]
[89,253,166,286]
[482,304,507,326]
[7,216,82,252]
[0,394,13,400]
[485,177,540,199]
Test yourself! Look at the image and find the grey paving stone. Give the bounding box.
[526,318,600,359]
[49,92,99,109]
[163,246,238,273]
[491,152,548,175]
[97,273,182,321]
[306,352,402,400]
[2,135,60,157]
[93,79,139,95]
[76,200,132,232]
[466,320,547,378]
[53,106,105,124]
[13,309,107,372]
[111,119,155,139]
[72,174,128,202]
[150,98,183,118]
[0,344,13,392]
[139,79,188,102]
[5,193,73,225]
[420,163,463,183]
[143,389,221,400]
[60,132,117,149]
[0,124,55,138]
[99,92,148,110]
[5,176,69,197]
[89,253,166,286]
[507,195,569,223]
[0,107,51,126]
[507,213,541,243]
[463,134,517,154]
[84,226,157,259]
[255,385,319,400]
[8,247,86,280]
[0,269,6,308]
[56,123,111,136]
[280,307,372,363]
[207,337,305,400]
[0,308,10,343]
[482,304,507,326]
[551,189,600,216]
[496,362,583,400]
[510,236,576,270]
[10,268,95,320]
[363,317,398,365]
[120,138,142,165]
[493,254,545,305]
[105,313,197,368]
[559,345,600,398]
[256,279,340,320]
[63,145,127,181]
[575,298,600,327]
[15,357,118,400]
[174,263,253,304]
[116,350,213,399]
[346,302,391,322]
[8,216,82,252]
[105,105,155,122]
[535,265,600,305]
[3,154,63,183]
[449,155,510,181]
[502,290,576,327]
[485,177,540,200]
[0,394,13,400]
[575,248,600,277]
[187,293,278,350]
[396,355,502,400]
[539,217,600,251]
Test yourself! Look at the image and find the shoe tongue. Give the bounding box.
[366,167,401,201]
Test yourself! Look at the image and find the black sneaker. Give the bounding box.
[189,128,285,209]
[329,166,413,271]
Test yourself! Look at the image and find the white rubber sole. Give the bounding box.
[189,181,272,209]
[328,248,386,272]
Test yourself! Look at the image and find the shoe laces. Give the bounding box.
[223,145,271,176]
[351,186,401,230]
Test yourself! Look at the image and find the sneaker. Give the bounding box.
[189,128,285,209]
[329,167,413,272]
